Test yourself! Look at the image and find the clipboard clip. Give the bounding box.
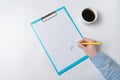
[41,11,57,22]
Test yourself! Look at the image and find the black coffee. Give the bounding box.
[82,9,95,22]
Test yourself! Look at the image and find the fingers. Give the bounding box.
[77,38,88,51]
[77,37,96,51]
[77,37,99,57]
[77,42,87,51]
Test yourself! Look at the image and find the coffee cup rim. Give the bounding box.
[81,8,98,24]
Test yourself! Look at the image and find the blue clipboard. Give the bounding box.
[30,6,89,75]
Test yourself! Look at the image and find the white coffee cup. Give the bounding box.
[81,8,98,24]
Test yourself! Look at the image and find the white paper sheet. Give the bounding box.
[31,6,88,75]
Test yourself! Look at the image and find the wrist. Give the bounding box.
[89,51,97,58]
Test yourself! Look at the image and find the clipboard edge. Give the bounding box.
[58,55,89,75]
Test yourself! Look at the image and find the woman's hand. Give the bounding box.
[78,38,99,58]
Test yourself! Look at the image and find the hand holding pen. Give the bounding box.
[77,37,102,58]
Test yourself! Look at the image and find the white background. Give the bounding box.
[0,0,120,80]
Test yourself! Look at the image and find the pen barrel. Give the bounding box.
[82,42,102,45]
